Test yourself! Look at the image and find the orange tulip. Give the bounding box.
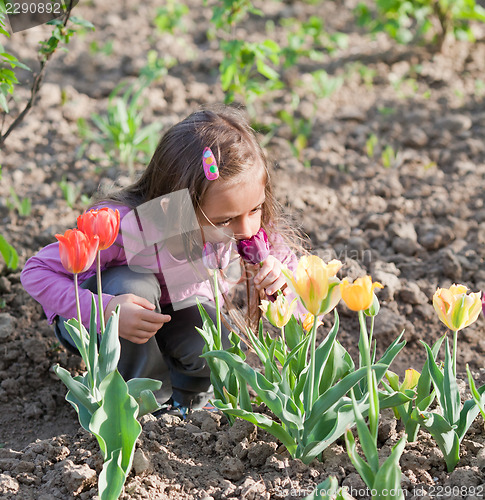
[55,229,99,274]
[340,276,384,312]
[77,207,120,251]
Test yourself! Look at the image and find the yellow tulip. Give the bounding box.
[433,284,482,331]
[282,256,342,316]
[260,295,297,328]
[302,313,323,332]
[340,276,384,312]
[386,368,420,392]
[400,368,420,391]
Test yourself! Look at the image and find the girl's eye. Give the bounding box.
[216,219,231,227]
[251,206,262,214]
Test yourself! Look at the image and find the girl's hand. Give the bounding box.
[104,294,171,344]
[254,255,289,297]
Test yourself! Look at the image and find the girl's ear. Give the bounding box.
[160,198,169,214]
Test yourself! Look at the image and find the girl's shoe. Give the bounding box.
[152,398,189,419]
[201,402,218,412]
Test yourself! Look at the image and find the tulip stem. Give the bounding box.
[452,329,458,377]
[369,316,375,362]
[74,273,89,373]
[74,273,82,331]
[213,270,222,350]
[96,252,105,335]
[307,315,318,410]
[280,326,287,357]
[358,310,378,441]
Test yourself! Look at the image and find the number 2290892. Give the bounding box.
[6,2,63,15]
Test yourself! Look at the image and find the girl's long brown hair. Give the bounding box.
[96,104,308,332]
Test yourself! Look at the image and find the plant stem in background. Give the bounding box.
[213,269,222,350]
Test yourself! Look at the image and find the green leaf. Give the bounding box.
[69,16,95,30]
[413,409,460,472]
[375,333,406,379]
[0,93,8,113]
[372,435,406,499]
[89,370,141,478]
[320,343,354,394]
[52,364,99,415]
[98,448,126,500]
[0,234,18,269]
[416,335,444,408]
[65,390,94,431]
[235,372,252,412]
[303,476,340,500]
[466,366,485,422]
[304,366,368,435]
[313,312,340,394]
[285,315,304,351]
[345,428,375,489]
[203,350,302,432]
[385,371,400,392]
[422,339,444,386]
[214,402,297,455]
[456,392,484,440]
[127,378,162,416]
[98,307,121,380]
[350,390,379,474]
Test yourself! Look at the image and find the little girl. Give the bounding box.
[21,105,305,412]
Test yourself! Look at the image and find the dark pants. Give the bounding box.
[54,266,230,408]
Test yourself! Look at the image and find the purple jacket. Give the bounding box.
[20,203,302,330]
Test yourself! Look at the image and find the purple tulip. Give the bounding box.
[237,227,270,265]
[202,241,233,270]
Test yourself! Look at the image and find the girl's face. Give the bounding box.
[198,167,266,243]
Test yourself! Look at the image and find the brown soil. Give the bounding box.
[1,0,485,498]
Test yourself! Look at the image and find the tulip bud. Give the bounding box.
[364,293,380,317]
[202,241,233,271]
[301,313,323,332]
[237,227,270,265]
[260,294,297,328]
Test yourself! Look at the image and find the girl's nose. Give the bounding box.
[234,217,254,241]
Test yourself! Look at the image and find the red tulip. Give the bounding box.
[55,229,99,274]
[77,207,120,251]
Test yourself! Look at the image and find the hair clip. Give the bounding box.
[202,147,219,181]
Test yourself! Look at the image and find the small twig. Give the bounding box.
[0,1,75,147]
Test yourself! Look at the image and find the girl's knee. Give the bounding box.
[99,266,161,302]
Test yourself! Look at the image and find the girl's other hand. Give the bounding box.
[253,255,289,297]
[104,294,171,344]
